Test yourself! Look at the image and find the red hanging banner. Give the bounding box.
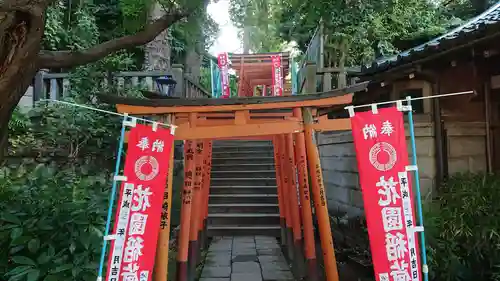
[106,124,174,281]
[350,106,421,281]
[217,52,231,99]
[271,54,283,96]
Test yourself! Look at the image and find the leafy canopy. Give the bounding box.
[229,0,472,67]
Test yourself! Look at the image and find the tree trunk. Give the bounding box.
[242,25,251,54]
[184,16,205,82]
[337,40,348,88]
[0,2,191,164]
[144,2,172,72]
[0,74,36,163]
[242,0,251,54]
[0,10,45,163]
[184,47,202,81]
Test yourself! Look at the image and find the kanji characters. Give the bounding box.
[377,176,401,206]
[363,124,377,139]
[139,270,149,281]
[136,135,166,153]
[381,207,403,232]
[122,263,139,281]
[132,185,152,212]
[381,120,395,136]
[362,120,396,140]
[129,213,148,235]
[378,273,390,281]
[136,137,149,151]
[385,232,408,261]
[152,139,164,152]
[390,260,411,281]
[123,237,144,263]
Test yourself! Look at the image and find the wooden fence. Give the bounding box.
[18,66,211,111]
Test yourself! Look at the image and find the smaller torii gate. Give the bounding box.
[229,52,290,97]
[101,79,368,281]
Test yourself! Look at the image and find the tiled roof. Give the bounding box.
[362,1,500,75]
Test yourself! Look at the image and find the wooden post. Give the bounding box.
[176,136,196,281]
[153,141,175,281]
[304,63,316,95]
[205,141,213,247]
[292,108,319,281]
[198,140,207,251]
[285,133,306,278]
[278,134,294,260]
[237,57,245,97]
[273,136,286,245]
[188,139,204,281]
[302,108,339,281]
[199,139,212,251]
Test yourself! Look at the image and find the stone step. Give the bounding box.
[211,163,275,172]
[212,145,273,154]
[209,194,278,204]
[211,178,277,187]
[211,170,276,179]
[213,140,272,146]
[208,203,279,214]
[212,150,274,158]
[210,186,277,195]
[212,157,275,165]
[207,225,281,237]
[207,213,280,226]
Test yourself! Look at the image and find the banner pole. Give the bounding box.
[405,97,429,281]
[345,90,473,111]
[210,59,216,98]
[96,116,128,281]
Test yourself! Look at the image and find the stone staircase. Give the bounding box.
[207,140,281,237]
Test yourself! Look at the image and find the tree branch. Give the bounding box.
[37,10,190,69]
[0,0,52,13]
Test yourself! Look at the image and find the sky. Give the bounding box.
[207,0,242,55]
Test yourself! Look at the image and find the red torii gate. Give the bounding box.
[100,81,368,281]
[229,52,290,97]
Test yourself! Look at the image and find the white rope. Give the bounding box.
[345,90,474,111]
[40,99,177,131]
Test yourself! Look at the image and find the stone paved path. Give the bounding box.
[199,236,295,281]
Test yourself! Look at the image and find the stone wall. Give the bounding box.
[18,86,34,113]
[318,130,363,218]
[445,122,487,173]
[318,118,437,219]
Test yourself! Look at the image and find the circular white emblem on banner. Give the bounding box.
[369,142,397,171]
[134,156,159,181]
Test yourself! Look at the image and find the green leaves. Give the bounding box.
[11,256,36,266]
[28,239,41,254]
[259,0,459,68]
[0,165,110,281]
[229,0,284,53]
[425,173,500,281]
[43,4,100,51]
[26,269,41,281]
[2,213,21,225]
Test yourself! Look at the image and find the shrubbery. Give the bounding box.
[425,173,500,281]
[0,165,109,281]
[0,51,183,280]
